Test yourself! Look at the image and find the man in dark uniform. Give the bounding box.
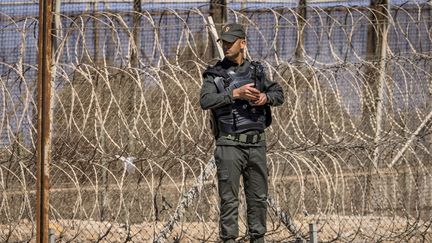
[199,23,284,243]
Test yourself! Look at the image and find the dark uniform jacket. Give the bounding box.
[200,58,284,146]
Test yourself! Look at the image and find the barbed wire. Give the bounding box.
[0,3,432,242]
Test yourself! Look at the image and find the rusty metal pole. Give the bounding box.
[37,0,53,242]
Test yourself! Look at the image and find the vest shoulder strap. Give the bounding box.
[203,61,230,79]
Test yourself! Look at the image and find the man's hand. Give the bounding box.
[233,83,260,101]
[252,93,267,106]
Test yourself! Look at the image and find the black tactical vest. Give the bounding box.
[204,61,271,135]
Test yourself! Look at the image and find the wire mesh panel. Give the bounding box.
[1,0,432,242]
[0,0,38,242]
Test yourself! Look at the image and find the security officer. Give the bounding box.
[200,23,284,243]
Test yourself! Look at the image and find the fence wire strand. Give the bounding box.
[1,2,432,242]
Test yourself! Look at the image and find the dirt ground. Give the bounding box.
[1,214,432,242]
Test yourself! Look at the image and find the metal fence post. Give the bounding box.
[37,0,53,242]
[309,222,318,243]
[48,228,56,243]
[209,0,226,59]
[363,0,389,215]
[294,0,307,63]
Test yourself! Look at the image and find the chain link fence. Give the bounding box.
[1,0,432,242]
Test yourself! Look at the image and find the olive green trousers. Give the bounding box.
[214,145,268,242]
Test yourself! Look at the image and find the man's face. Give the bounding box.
[222,38,246,59]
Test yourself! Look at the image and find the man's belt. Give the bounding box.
[220,132,265,144]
